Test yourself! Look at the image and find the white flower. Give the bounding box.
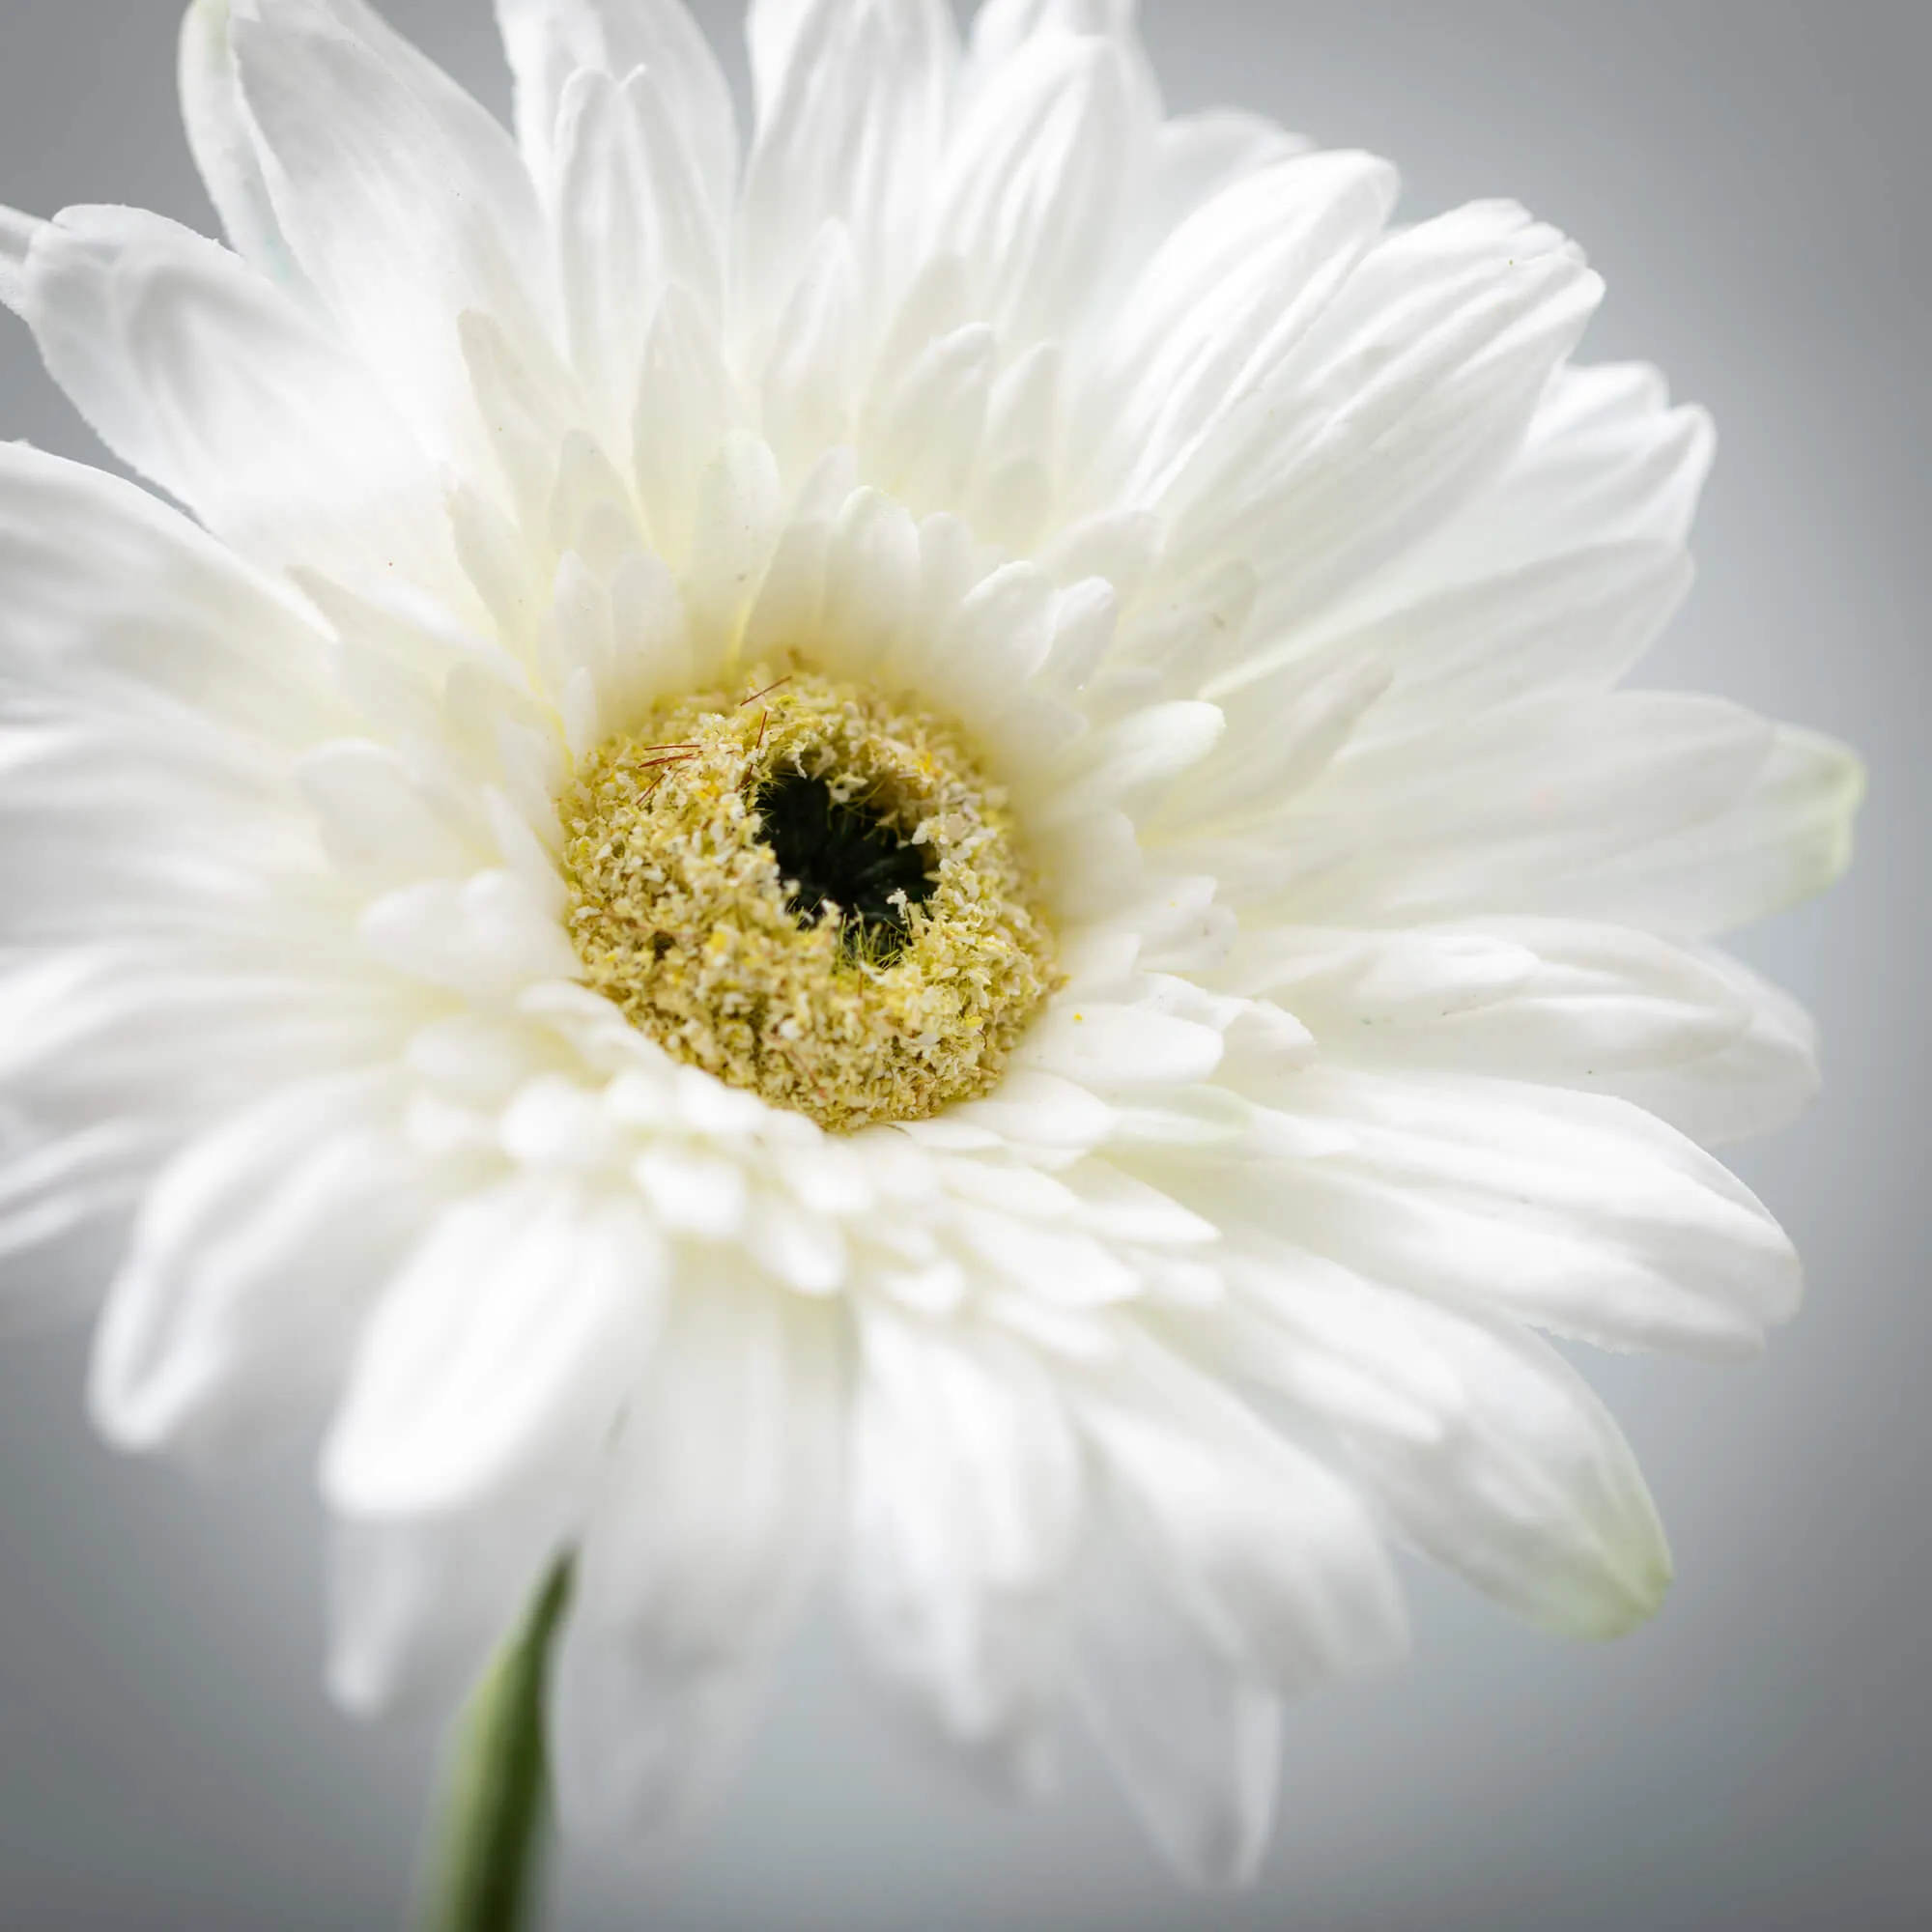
[0,0,1861,1889]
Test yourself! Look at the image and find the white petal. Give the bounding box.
[497,0,736,213]
[1210,1250,1670,1647]
[1129,106,1310,261]
[555,62,729,434]
[360,871,583,1000]
[1231,704,1854,940]
[550,69,662,425]
[745,0,816,118]
[179,0,305,288]
[1037,506,1163,600]
[324,1179,663,1517]
[1075,149,1398,510]
[1041,701,1225,824]
[630,1146,749,1237]
[1156,643,1388,831]
[1032,576,1120,697]
[90,1077,417,1458]
[1015,1002,1225,1094]
[550,1634,760,1844]
[1215,922,1535,1018]
[1339,1296,1671,1637]
[861,321,998,517]
[1061,1160,1220,1250]
[0,1117,154,1323]
[1598,949,1822,1148]
[1252,1068,1802,1359]
[0,442,338,743]
[554,1262,845,1837]
[1536,724,1865,938]
[1073,1524,1281,1889]
[0,202,41,312]
[739,0,958,346]
[297,740,490,881]
[0,948,406,1122]
[1160,204,1604,635]
[16,207,461,600]
[760,222,863,480]
[971,339,1062,547]
[1248,360,1712,702]
[1249,693,1780,923]
[682,432,783,649]
[575,1274,845,1640]
[818,487,923,675]
[944,1069,1117,1153]
[954,1208,1140,1308]
[631,284,746,563]
[1279,918,1758,1083]
[847,1307,1085,1765]
[230,0,555,471]
[1390,360,1716,601]
[461,306,585,540]
[607,545,696,711]
[1209,1243,1465,1445]
[744,1185,848,1295]
[909,559,1057,705]
[931,30,1144,350]
[329,1507,563,1718]
[1070,1331,1408,1691]
[1106,1086,1260,1155]
[966,0,1154,105]
[1322,539,1692,740]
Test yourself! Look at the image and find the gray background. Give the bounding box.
[1,2,1926,1927]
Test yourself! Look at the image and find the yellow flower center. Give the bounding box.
[560,668,1057,1132]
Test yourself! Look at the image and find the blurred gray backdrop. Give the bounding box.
[1,3,1926,1928]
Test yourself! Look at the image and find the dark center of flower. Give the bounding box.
[756,774,937,961]
[559,667,1057,1133]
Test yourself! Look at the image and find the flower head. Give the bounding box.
[0,0,1861,1888]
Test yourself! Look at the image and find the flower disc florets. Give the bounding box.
[561,666,1056,1131]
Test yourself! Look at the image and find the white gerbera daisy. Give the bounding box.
[0,0,1861,1911]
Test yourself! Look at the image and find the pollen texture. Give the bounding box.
[561,668,1058,1132]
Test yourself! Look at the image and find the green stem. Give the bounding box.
[417,1563,574,1932]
